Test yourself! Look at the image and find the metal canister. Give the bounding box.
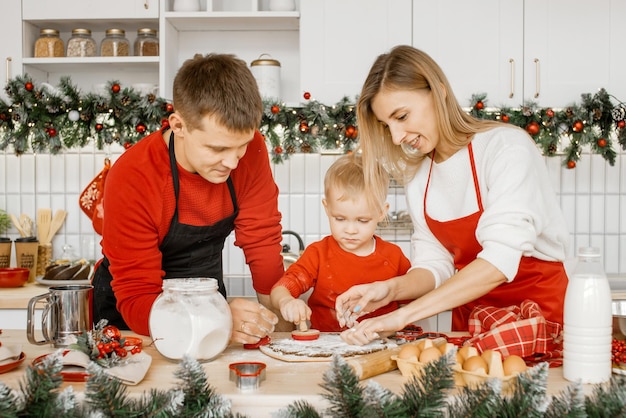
[250,54,281,100]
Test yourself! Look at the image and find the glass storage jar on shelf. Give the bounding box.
[100,29,130,57]
[134,28,159,56]
[66,29,97,57]
[34,29,64,57]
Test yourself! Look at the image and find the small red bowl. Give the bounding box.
[0,268,30,287]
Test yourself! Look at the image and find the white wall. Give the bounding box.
[1,144,625,297]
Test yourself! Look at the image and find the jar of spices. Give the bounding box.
[134,28,159,56]
[34,29,64,57]
[149,278,232,362]
[66,29,97,57]
[100,29,130,57]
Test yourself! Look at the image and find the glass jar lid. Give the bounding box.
[40,29,60,36]
[105,29,126,36]
[137,28,157,36]
[71,28,92,36]
[251,54,281,67]
[162,277,219,292]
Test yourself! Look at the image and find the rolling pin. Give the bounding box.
[347,337,446,380]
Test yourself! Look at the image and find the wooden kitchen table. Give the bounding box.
[0,330,596,417]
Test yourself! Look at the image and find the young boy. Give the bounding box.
[270,154,411,332]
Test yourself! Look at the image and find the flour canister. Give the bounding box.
[250,54,281,100]
[149,278,232,362]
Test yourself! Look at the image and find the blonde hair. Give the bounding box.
[324,154,389,215]
[356,45,504,206]
[172,53,263,132]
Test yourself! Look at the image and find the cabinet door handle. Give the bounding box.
[5,57,11,83]
[534,58,540,98]
[509,58,515,98]
[144,0,149,9]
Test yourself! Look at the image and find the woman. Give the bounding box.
[336,45,569,345]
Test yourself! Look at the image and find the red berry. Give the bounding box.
[475,100,484,110]
[597,138,607,147]
[47,128,57,137]
[271,105,280,114]
[274,146,283,154]
[546,108,555,118]
[165,103,174,113]
[103,325,121,340]
[618,120,626,129]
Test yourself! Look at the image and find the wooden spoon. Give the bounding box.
[37,208,51,243]
[9,214,27,237]
[46,209,67,243]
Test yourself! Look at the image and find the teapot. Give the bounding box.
[281,230,304,269]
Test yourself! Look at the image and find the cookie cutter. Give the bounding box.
[229,362,267,390]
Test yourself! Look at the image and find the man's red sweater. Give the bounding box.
[101,129,284,335]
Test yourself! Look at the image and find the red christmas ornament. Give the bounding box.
[47,128,57,137]
[111,83,121,93]
[124,142,132,149]
[161,118,170,129]
[95,123,104,132]
[303,91,311,100]
[102,325,121,340]
[597,138,607,148]
[165,103,174,113]
[525,121,540,136]
[475,100,484,110]
[274,146,283,154]
[546,108,555,118]
[618,120,626,129]
[345,125,357,139]
[501,114,509,123]
[572,120,584,132]
[136,123,147,133]
[567,160,576,169]
[25,82,34,91]
[271,105,280,114]
[299,122,310,133]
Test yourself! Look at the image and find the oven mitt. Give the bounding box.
[79,158,110,235]
[62,349,152,385]
[465,299,563,367]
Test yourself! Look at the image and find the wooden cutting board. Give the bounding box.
[259,333,396,363]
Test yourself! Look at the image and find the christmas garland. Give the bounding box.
[1,348,625,417]
[2,75,626,167]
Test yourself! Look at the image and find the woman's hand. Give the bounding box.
[229,297,279,345]
[335,281,395,328]
[339,311,405,346]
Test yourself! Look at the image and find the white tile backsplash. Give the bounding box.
[1,145,625,297]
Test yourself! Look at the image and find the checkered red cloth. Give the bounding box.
[465,299,563,367]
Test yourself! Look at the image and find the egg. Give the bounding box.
[480,349,495,362]
[419,346,442,363]
[462,355,489,374]
[457,345,474,361]
[398,344,420,361]
[503,355,527,376]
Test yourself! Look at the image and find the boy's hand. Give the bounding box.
[279,297,312,327]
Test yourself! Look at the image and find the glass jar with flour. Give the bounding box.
[149,278,232,362]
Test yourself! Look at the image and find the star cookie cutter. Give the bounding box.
[229,362,267,390]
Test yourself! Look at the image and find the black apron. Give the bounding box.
[92,132,238,329]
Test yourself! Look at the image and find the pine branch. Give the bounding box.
[83,362,136,416]
[320,355,367,417]
[275,400,323,418]
[446,380,502,417]
[0,382,19,418]
[583,375,626,416]
[544,383,586,418]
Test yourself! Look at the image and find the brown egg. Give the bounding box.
[419,346,442,363]
[503,355,527,376]
[462,355,489,374]
[480,349,495,362]
[458,345,474,361]
[398,344,420,361]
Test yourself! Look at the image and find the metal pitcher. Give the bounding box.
[27,284,93,347]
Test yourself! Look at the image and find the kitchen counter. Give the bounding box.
[0,330,599,417]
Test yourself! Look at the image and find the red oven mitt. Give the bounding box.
[465,299,563,367]
[79,158,110,235]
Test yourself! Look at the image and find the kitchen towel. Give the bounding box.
[465,299,563,367]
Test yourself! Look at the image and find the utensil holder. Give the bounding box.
[36,243,53,277]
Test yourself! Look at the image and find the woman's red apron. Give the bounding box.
[423,143,567,331]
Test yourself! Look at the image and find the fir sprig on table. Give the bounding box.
[1,348,626,416]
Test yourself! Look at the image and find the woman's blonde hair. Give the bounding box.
[324,153,389,215]
[356,45,504,208]
[173,53,263,132]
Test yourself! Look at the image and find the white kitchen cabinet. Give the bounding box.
[413,0,614,108]
[20,0,160,93]
[0,0,23,102]
[299,0,412,105]
[159,1,300,102]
